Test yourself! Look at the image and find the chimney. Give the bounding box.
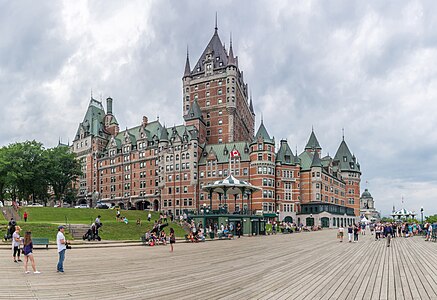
[106,97,113,115]
[142,116,148,127]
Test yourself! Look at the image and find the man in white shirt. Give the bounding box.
[57,226,67,273]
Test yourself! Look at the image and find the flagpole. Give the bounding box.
[229,152,231,175]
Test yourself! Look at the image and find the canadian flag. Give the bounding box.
[230,149,240,158]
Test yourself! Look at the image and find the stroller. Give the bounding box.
[3,219,16,241]
[82,222,102,241]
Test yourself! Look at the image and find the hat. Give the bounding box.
[58,225,65,230]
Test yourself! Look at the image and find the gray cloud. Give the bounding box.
[1,0,436,216]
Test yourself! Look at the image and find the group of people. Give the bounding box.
[9,220,69,274]
[143,220,176,251]
[337,221,436,247]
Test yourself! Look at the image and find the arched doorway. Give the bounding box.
[136,201,151,210]
[333,218,336,227]
[321,217,330,228]
[153,200,159,211]
[118,202,125,210]
[284,216,293,223]
[306,217,314,227]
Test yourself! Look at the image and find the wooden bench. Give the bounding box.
[32,238,49,249]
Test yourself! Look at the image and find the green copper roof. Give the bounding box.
[184,99,203,122]
[361,189,372,198]
[254,121,274,144]
[298,151,313,171]
[305,130,322,150]
[334,139,360,172]
[74,98,106,140]
[160,125,169,141]
[199,142,250,164]
[276,140,296,165]
[311,151,322,167]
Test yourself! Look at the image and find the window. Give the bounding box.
[258,143,263,150]
[218,119,222,125]
[206,100,210,106]
[218,89,222,95]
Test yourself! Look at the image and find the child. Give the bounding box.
[23,231,40,274]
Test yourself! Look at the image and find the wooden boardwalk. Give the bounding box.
[0,230,436,299]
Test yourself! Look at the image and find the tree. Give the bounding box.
[45,146,82,205]
[426,214,437,224]
[5,141,47,203]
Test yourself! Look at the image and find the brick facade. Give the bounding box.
[71,26,361,220]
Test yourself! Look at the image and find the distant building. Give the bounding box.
[391,207,416,221]
[359,189,380,222]
[70,22,362,228]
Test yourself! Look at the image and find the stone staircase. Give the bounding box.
[68,224,90,240]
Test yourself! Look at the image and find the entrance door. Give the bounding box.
[321,217,330,228]
[306,217,314,227]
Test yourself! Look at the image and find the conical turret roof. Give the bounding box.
[183,49,191,78]
[276,139,295,164]
[334,139,359,172]
[254,120,274,144]
[311,150,322,167]
[184,99,203,122]
[305,129,322,150]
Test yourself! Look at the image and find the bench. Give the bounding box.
[32,238,49,249]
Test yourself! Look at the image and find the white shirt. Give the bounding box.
[12,232,20,247]
[57,231,66,252]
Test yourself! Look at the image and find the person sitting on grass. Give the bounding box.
[136,218,141,226]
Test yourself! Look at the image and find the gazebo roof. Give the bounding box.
[391,208,416,216]
[202,174,261,195]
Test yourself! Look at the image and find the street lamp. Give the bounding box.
[421,206,424,225]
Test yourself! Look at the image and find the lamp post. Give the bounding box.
[421,206,424,225]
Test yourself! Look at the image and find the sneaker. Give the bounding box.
[25,271,30,274]
[17,259,22,262]
[34,271,41,274]
[14,260,18,263]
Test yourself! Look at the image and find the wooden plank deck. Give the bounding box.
[0,229,436,299]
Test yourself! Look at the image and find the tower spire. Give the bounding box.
[228,32,236,65]
[215,12,218,33]
[342,128,345,141]
[184,45,191,77]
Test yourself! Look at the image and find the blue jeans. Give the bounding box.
[57,249,66,272]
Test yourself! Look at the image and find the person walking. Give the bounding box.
[12,226,22,263]
[353,224,359,242]
[169,228,175,252]
[116,209,121,221]
[236,222,242,238]
[384,223,393,247]
[338,226,344,242]
[147,212,151,222]
[347,225,353,243]
[23,231,40,274]
[57,225,67,273]
[23,211,28,222]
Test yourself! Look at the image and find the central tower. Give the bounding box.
[182,22,255,144]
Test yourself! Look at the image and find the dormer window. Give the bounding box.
[216,57,219,61]
[206,64,212,71]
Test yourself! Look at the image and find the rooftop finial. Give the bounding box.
[215,12,218,33]
[311,125,314,132]
[230,32,233,47]
[261,113,264,124]
[342,128,345,141]
[90,88,93,100]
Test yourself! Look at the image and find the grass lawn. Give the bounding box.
[0,207,187,241]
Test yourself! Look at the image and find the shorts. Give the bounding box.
[339,232,344,237]
[24,252,33,256]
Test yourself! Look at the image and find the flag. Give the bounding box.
[230,149,240,158]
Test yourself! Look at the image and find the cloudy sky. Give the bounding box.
[1,0,436,216]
